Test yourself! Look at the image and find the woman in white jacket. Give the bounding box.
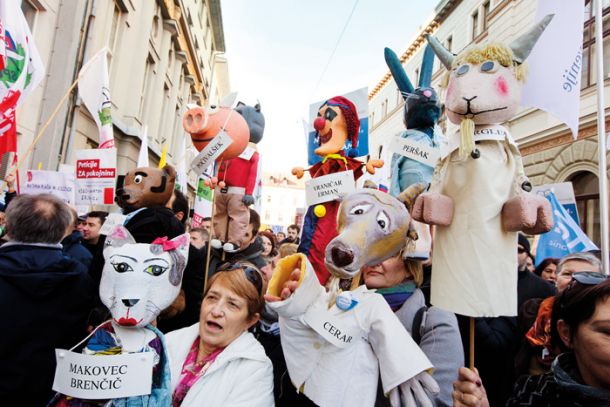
[165,262,274,406]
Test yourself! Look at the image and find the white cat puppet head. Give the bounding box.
[100,226,190,328]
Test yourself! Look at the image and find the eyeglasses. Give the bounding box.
[217,262,263,295]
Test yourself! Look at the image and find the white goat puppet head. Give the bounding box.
[324,184,425,279]
[100,226,190,328]
[426,14,553,157]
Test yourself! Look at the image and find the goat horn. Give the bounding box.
[425,35,454,70]
[397,182,427,212]
[510,14,554,64]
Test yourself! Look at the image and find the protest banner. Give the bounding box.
[22,169,75,204]
[53,349,153,399]
[75,148,117,205]
[532,182,579,224]
[192,175,214,227]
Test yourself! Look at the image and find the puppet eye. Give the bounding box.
[112,262,133,273]
[376,211,390,231]
[324,109,337,121]
[134,175,143,184]
[207,104,219,114]
[456,64,470,76]
[349,203,372,215]
[145,265,167,276]
[480,61,499,73]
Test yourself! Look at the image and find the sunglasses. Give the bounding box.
[571,271,608,285]
[217,262,263,295]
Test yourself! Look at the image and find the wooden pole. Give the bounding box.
[469,317,475,369]
[12,77,80,175]
[203,189,217,293]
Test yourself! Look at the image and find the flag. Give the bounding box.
[192,173,213,227]
[137,126,149,167]
[0,2,6,72]
[158,144,167,168]
[175,135,188,193]
[78,48,114,148]
[0,2,44,160]
[521,0,585,139]
[535,191,597,265]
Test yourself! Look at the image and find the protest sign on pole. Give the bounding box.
[75,148,117,206]
[78,48,114,149]
[192,174,214,227]
[532,182,579,224]
[22,169,76,205]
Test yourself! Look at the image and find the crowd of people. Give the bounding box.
[0,184,608,406]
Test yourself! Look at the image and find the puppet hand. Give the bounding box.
[292,167,305,179]
[242,194,255,206]
[264,257,302,302]
[452,367,489,407]
[365,159,384,174]
[390,371,439,407]
[412,192,454,226]
[5,172,15,189]
[501,194,553,235]
[204,176,219,189]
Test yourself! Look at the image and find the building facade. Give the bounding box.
[16,0,229,207]
[368,0,610,245]
[259,172,306,232]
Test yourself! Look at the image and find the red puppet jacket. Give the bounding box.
[216,150,260,195]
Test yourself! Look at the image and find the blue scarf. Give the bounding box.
[376,281,417,312]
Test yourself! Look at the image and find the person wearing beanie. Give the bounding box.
[291,95,383,285]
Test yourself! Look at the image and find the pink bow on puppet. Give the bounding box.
[152,236,187,251]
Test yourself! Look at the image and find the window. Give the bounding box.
[139,54,155,121]
[381,99,388,117]
[446,35,453,52]
[472,10,479,40]
[482,1,490,31]
[414,68,420,87]
[158,83,171,144]
[370,112,375,127]
[580,3,610,89]
[571,171,600,246]
[108,4,123,71]
[21,1,37,29]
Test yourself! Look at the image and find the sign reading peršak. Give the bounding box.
[75,148,117,205]
[52,349,154,399]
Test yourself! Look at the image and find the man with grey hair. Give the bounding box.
[554,251,603,293]
[0,194,95,405]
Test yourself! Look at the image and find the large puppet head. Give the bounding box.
[115,165,176,213]
[182,104,250,159]
[385,44,441,130]
[324,184,425,279]
[236,102,265,144]
[100,226,189,328]
[426,14,553,158]
[313,96,360,157]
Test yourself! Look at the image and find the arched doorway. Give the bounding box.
[569,171,600,246]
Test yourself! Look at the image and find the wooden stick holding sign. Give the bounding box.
[469,317,475,369]
[203,189,217,293]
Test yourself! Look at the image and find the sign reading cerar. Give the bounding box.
[305,170,355,207]
[52,349,154,399]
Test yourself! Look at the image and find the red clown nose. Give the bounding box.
[313,117,326,131]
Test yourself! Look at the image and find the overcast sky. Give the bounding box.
[221,0,437,175]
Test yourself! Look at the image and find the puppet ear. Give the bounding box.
[384,47,414,100]
[406,221,419,241]
[397,182,428,213]
[509,14,554,64]
[162,164,177,180]
[425,34,454,70]
[170,233,190,261]
[105,225,136,249]
[418,44,435,88]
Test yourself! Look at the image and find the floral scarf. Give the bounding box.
[526,296,558,366]
[172,338,224,406]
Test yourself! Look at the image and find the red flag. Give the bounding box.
[0,90,20,156]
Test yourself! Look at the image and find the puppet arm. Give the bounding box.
[291,166,310,179]
[363,293,437,407]
[365,159,384,175]
[244,152,260,197]
[265,253,325,317]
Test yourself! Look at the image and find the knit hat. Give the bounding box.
[518,234,530,254]
[326,96,360,157]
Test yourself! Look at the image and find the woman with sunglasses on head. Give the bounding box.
[165,262,274,406]
[454,269,610,406]
[362,252,464,406]
[517,252,602,377]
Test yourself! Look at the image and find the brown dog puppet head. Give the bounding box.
[115,165,176,212]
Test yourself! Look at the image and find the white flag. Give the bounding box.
[0,2,7,72]
[521,0,585,139]
[0,2,45,104]
[78,48,114,148]
[137,126,149,167]
[176,135,188,193]
[192,172,213,227]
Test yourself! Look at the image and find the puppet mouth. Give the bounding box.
[325,260,360,279]
[318,128,333,145]
[448,105,507,118]
[115,317,142,326]
[191,136,215,143]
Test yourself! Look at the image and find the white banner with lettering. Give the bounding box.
[22,170,76,205]
[305,170,355,207]
[389,137,440,168]
[52,349,154,399]
[190,130,233,176]
[75,148,117,205]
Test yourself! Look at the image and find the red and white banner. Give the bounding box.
[75,148,117,205]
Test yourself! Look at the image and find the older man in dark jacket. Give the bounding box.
[0,194,95,406]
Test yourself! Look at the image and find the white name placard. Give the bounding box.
[305,170,355,207]
[304,307,360,349]
[390,137,440,168]
[52,349,154,399]
[190,130,233,176]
